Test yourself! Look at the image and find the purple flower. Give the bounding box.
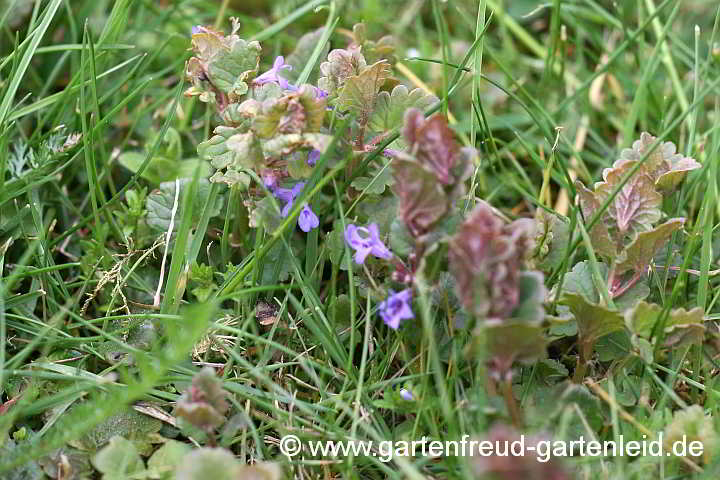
[262,172,278,190]
[254,56,294,90]
[307,149,321,166]
[268,181,318,232]
[191,25,203,35]
[378,289,414,329]
[298,204,319,232]
[312,86,329,99]
[399,388,414,401]
[271,181,303,215]
[344,223,392,264]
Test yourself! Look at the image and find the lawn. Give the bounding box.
[1,0,720,478]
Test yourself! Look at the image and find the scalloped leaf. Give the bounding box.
[615,218,685,275]
[91,436,144,479]
[318,48,367,96]
[146,440,192,480]
[618,132,701,192]
[186,28,261,106]
[336,60,391,124]
[594,166,662,236]
[349,23,396,64]
[625,300,705,347]
[532,210,571,271]
[146,180,222,233]
[480,322,548,378]
[253,86,326,138]
[175,448,243,480]
[369,85,438,133]
[560,292,625,361]
[261,133,332,160]
[207,39,261,96]
[350,162,393,195]
[198,126,263,172]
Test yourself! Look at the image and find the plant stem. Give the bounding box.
[501,377,523,428]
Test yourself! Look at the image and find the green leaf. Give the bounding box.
[0,439,45,480]
[509,271,546,324]
[186,28,261,105]
[327,221,347,268]
[249,195,283,232]
[369,85,438,133]
[198,126,264,182]
[532,210,571,272]
[351,162,393,195]
[560,292,625,361]
[75,409,162,450]
[479,322,548,376]
[329,294,354,335]
[625,300,705,347]
[555,260,648,311]
[280,28,329,84]
[556,260,600,303]
[146,179,222,233]
[534,359,569,385]
[207,39,261,96]
[174,448,243,480]
[286,154,312,180]
[262,133,331,160]
[253,86,326,139]
[336,60,391,123]
[119,152,211,185]
[664,405,717,464]
[146,441,192,480]
[318,48,367,96]
[614,218,685,275]
[389,217,414,258]
[358,195,398,234]
[91,436,145,480]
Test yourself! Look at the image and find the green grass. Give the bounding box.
[1,0,720,479]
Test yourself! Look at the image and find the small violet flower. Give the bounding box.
[298,205,319,232]
[278,182,306,217]
[378,289,414,329]
[312,86,329,99]
[254,56,294,90]
[191,25,203,35]
[262,172,278,191]
[307,149,321,166]
[269,181,319,232]
[344,223,392,264]
[399,388,414,401]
